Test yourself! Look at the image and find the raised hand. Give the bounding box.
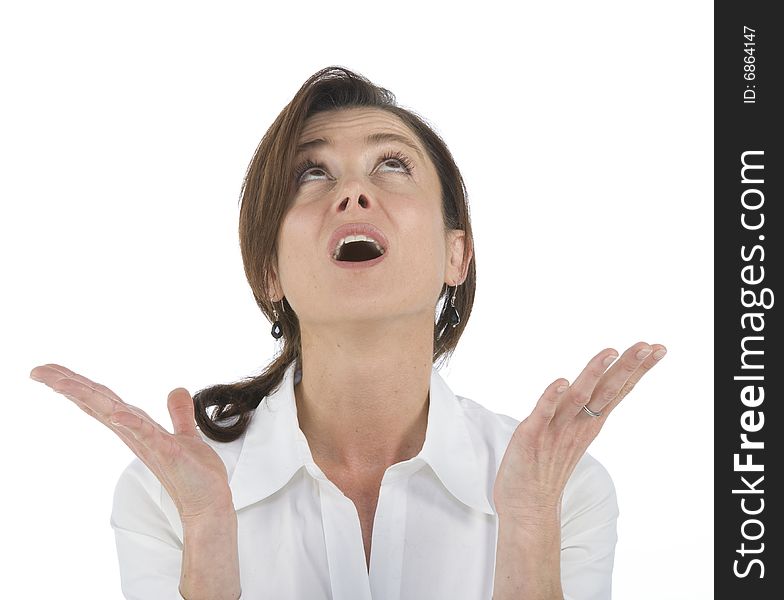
[29,363,234,523]
[493,341,667,521]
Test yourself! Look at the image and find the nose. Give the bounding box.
[335,175,374,213]
[339,193,369,210]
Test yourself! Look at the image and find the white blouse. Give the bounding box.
[110,361,619,599]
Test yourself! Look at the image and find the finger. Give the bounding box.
[555,347,620,422]
[31,365,176,487]
[167,388,199,437]
[594,343,668,416]
[583,342,656,415]
[50,376,116,418]
[31,364,125,404]
[32,364,122,418]
[52,378,168,437]
[529,378,570,428]
[33,365,170,436]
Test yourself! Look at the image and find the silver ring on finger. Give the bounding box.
[582,404,602,418]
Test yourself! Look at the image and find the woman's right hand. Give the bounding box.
[30,363,234,524]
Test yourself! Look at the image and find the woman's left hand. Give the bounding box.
[493,341,667,524]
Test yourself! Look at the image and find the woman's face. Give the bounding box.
[270,107,468,330]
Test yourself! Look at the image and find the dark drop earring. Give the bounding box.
[270,300,284,339]
[447,285,460,328]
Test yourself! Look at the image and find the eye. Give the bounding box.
[294,159,330,183]
[376,150,414,175]
[301,167,328,182]
[293,150,415,185]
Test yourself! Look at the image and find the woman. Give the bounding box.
[30,66,666,600]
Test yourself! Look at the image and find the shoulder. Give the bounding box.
[562,452,618,529]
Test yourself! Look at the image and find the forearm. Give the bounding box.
[492,512,563,600]
[179,510,242,600]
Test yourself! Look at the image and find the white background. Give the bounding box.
[1,1,713,598]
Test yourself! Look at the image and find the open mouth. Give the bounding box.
[333,238,386,262]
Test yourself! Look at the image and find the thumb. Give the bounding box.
[167,387,198,437]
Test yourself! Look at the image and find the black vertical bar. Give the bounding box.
[715,3,782,597]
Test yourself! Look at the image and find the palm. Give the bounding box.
[30,363,234,521]
[493,342,666,520]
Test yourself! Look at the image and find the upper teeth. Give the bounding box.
[334,234,385,257]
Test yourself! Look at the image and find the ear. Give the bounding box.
[265,263,285,303]
[445,229,472,286]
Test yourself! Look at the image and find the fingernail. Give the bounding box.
[636,347,653,360]
[556,384,568,393]
[602,354,618,368]
[653,348,667,360]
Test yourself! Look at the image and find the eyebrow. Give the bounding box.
[295,132,425,162]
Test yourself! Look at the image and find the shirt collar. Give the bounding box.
[228,361,495,516]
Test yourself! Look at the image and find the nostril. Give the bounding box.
[344,194,369,208]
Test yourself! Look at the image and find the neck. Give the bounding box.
[294,313,433,477]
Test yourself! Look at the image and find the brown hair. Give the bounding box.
[193,66,476,443]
